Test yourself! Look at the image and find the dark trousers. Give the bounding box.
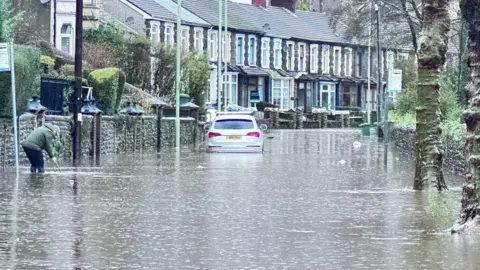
[23,146,44,173]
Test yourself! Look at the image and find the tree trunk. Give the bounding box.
[452,0,480,233]
[413,0,450,191]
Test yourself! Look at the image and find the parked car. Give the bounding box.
[206,112,268,153]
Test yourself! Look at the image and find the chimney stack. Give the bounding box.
[270,0,298,12]
[252,0,270,8]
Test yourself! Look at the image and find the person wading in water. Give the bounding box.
[21,124,60,173]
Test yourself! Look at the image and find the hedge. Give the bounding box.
[87,67,125,114]
[0,44,41,116]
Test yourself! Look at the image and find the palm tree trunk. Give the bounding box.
[413,0,450,191]
[453,0,480,233]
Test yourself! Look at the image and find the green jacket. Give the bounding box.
[21,124,57,158]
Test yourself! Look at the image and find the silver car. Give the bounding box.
[206,112,268,153]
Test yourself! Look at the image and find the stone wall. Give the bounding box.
[389,123,469,175]
[0,113,203,168]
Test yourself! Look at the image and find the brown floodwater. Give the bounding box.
[0,129,478,269]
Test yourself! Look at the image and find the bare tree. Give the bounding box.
[328,0,423,51]
[413,0,451,191]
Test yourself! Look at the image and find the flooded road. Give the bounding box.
[1,129,479,269]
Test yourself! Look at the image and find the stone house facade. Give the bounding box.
[24,0,412,112]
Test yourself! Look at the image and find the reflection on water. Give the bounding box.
[0,129,478,269]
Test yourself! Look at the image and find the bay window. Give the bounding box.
[272,79,291,110]
[319,84,336,110]
[223,73,239,105]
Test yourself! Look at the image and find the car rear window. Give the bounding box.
[214,119,254,130]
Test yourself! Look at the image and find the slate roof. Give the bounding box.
[240,66,270,76]
[127,0,209,26]
[178,0,348,43]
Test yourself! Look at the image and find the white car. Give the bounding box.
[206,112,268,153]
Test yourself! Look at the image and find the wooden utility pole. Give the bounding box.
[73,0,83,162]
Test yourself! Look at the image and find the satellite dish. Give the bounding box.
[40,0,50,3]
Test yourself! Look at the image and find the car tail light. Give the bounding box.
[208,132,222,138]
[246,131,260,137]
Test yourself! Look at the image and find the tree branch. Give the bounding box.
[400,0,419,52]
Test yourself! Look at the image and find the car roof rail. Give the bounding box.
[215,111,255,116]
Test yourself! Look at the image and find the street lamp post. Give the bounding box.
[375,4,382,133]
[217,0,223,112]
[175,0,182,148]
[223,0,228,111]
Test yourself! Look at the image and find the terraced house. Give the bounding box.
[23,0,413,112]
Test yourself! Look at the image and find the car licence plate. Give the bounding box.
[226,136,241,140]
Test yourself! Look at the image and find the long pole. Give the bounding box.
[175,0,182,148]
[73,0,83,162]
[375,4,381,131]
[217,0,223,112]
[223,0,228,111]
[9,42,18,174]
[367,1,371,115]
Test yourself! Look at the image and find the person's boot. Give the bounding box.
[37,167,45,174]
[30,166,37,173]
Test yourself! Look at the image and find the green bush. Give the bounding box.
[0,44,41,116]
[59,64,75,77]
[181,53,209,108]
[116,70,126,112]
[87,67,123,114]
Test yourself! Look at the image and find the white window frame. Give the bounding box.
[386,50,394,70]
[236,34,246,66]
[181,26,190,53]
[150,22,160,44]
[272,79,292,110]
[310,44,319,73]
[344,47,353,76]
[319,83,336,111]
[286,41,295,71]
[223,73,239,105]
[248,34,258,66]
[194,27,204,52]
[222,32,232,63]
[164,23,174,46]
[321,45,330,74]
[59,22,74,56]
[355,51,362,77]
[273,38,283,69]
[208,30,218,61]
[298,42,306,72]
[333,46,342,76]
[261,37,270,68]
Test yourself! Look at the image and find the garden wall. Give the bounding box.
[389,123,468,175]
[0,113,203,167]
